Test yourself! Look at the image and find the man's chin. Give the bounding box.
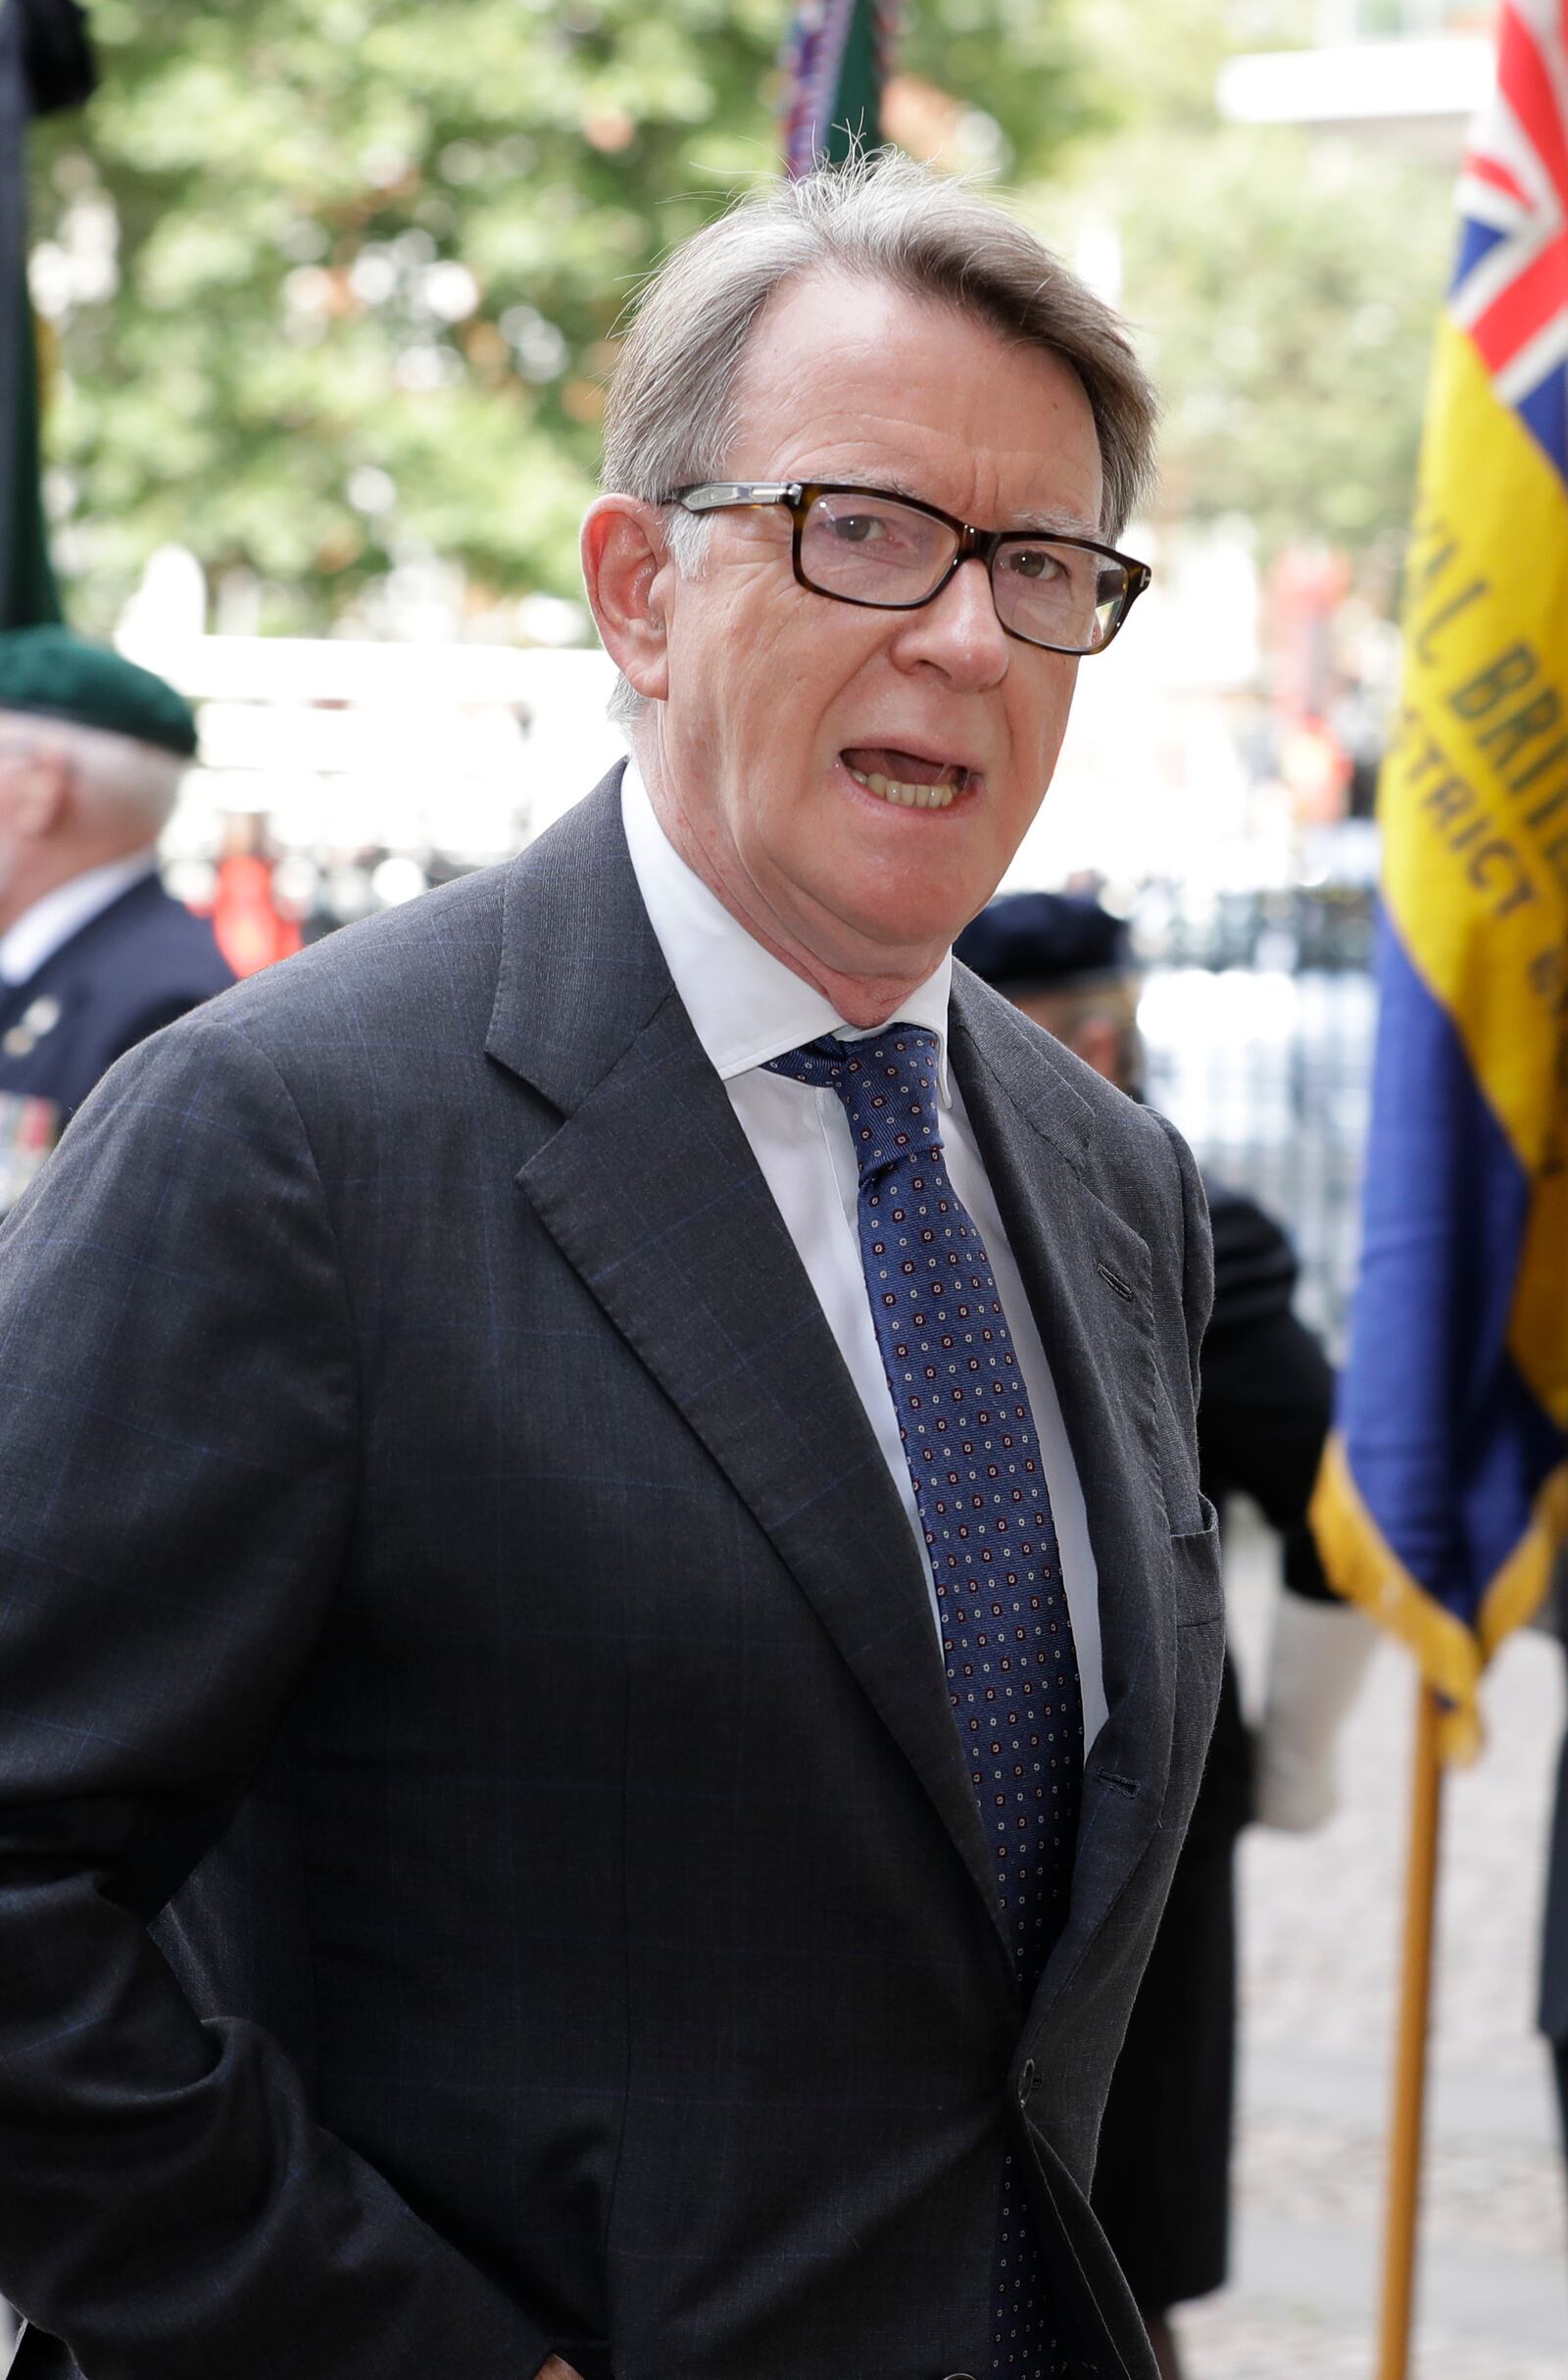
[831,867,993,966]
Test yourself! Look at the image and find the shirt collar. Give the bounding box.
[0,850,159,988]
[620,760,953,1102]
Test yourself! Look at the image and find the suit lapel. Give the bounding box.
[487,776,1010,1949]
[949,971,1178,2026]
[486,784,1179,1988]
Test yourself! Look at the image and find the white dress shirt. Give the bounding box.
[0,851,159,988]
[621,765,1106,1752]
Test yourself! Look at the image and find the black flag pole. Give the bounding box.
[0,0,96,628]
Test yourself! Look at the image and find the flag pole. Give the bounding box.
[1376,1680,1446,2380]
[782,1,900,177]
[1,0,97,630]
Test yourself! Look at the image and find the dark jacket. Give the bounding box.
[1188,1182,1338,1844]
[0,774,1221,2380]
[1539,1571,1568,2047]
[0,868,233,1122]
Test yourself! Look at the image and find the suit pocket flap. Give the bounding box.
[1169,1500,1224,1624]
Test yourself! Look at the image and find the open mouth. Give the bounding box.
[841,746,976,811]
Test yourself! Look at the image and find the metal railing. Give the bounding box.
[1139,886,1377,1354]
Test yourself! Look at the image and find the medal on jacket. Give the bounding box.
[2,994,63,1060]
[0,1091,62,1215]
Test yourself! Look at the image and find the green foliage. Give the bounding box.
[1115,127,1452,555]
[26,0,1455,628]
[25,0,1090,633]
[1049,0,1455,558]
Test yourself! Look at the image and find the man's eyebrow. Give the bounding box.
[1004,506,1105,540]
[814,471,1103,541]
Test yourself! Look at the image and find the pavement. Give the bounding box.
[1174,1510,1568,2379]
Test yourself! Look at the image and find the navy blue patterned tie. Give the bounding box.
[765,1026,1083,2380]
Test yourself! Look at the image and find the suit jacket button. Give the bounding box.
[1017,2058,1036,2104]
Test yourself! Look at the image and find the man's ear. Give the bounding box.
[0,740,70,840]
[581,495,674,705]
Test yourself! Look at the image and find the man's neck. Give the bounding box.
[0,840,155,937]
[774,947,930,1031]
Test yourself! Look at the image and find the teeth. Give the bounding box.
[848,765,962,810]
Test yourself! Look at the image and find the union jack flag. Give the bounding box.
[1449,0,1568,475]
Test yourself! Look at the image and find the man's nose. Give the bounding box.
[892,555,1009,687]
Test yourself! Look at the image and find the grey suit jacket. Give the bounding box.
[0,770,1222,2380]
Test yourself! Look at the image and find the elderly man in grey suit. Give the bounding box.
[0,158,1221,2380]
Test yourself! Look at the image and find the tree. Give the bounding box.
[27,0,1456,624]
[25,0,1092,633]
[1038,0,1457,560]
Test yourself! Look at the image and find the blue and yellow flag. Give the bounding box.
[1311,0,1568,1760]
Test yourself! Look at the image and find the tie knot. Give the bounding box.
[765,1026,944,1180]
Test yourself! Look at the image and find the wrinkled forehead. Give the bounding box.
[723,268,1105,535]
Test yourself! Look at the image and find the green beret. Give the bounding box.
[0,625,198,759]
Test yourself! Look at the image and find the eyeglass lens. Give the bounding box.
[799,490,1128,653]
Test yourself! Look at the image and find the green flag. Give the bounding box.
[783,0,901,175]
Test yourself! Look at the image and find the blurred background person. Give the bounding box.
[205,811,303,979]
[956,888,1377,2380]
[0,624,231,1211]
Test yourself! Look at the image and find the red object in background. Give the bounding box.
[208,852,302,978]
[1279,713,1351,825]
[1269,546,1351,729]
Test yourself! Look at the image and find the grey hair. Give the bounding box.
[600,151,1159,730]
